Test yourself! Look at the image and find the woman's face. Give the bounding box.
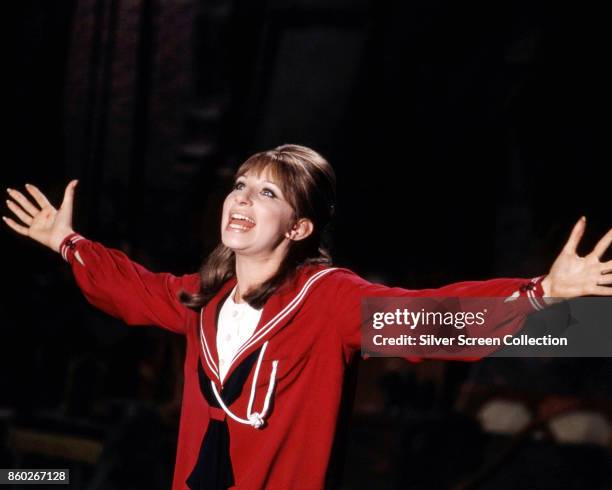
[221,168,296,258]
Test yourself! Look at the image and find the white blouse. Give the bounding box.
[216,285,263,383]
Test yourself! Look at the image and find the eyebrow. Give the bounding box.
[262,180,281,189]
[236,176,284,194]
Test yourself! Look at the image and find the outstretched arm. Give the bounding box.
[326,217,612,362]
[327,270,547,363]
[3,182,199,334]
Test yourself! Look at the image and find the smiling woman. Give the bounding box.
[3,144,612,490]
[182,145,337,311]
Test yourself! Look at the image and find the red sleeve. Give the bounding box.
[327,269,547,364]
[59,233,200,335]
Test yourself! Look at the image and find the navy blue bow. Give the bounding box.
[186,348,261,490]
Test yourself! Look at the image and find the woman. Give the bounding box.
[4,144,612,489]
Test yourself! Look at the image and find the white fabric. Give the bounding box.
[217,285,263,383]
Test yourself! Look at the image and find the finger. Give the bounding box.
[602,260,612,275]
[562,216,587,255]
[25,183,53,210]
[592,285,612,296]
[6,199,33,225]
[6,188,39,216]
[597,275,612,286]
[590,228,612,261]
[59,179,78,215]
[2,216,29,236]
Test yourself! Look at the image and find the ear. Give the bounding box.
[285,218,314,241]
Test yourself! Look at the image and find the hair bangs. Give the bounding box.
[236,152,300,210]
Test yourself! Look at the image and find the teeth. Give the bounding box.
[229,223,250,230]
[230,213,255,225]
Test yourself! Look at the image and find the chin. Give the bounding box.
[221,234,250,251]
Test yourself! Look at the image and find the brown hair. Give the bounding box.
[180,144,336,310]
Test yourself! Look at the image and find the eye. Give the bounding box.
[261,188,276,198]
[233,181,245,191]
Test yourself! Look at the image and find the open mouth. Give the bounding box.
[228,212,256,231]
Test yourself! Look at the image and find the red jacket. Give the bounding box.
[60,233,546,489]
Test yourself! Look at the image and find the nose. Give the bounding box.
[234,187,252,206]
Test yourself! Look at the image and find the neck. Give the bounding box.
[234,252,285,303]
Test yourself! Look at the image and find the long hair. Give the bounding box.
[180,144,336,310]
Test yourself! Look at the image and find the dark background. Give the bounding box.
[1,0,611,489]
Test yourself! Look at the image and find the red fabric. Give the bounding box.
[209,406,227,422]
[60,234,546,489]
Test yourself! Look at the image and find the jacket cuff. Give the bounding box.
[520,275,546,311]
[59,233,86,264]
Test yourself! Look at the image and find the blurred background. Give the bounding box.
[2,0,611,488]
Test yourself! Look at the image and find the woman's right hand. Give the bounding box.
[3,180,78,253]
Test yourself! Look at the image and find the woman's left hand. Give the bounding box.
[541,217,612,300]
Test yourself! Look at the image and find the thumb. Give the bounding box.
[561,216,586,255]
[58,179,78,221]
